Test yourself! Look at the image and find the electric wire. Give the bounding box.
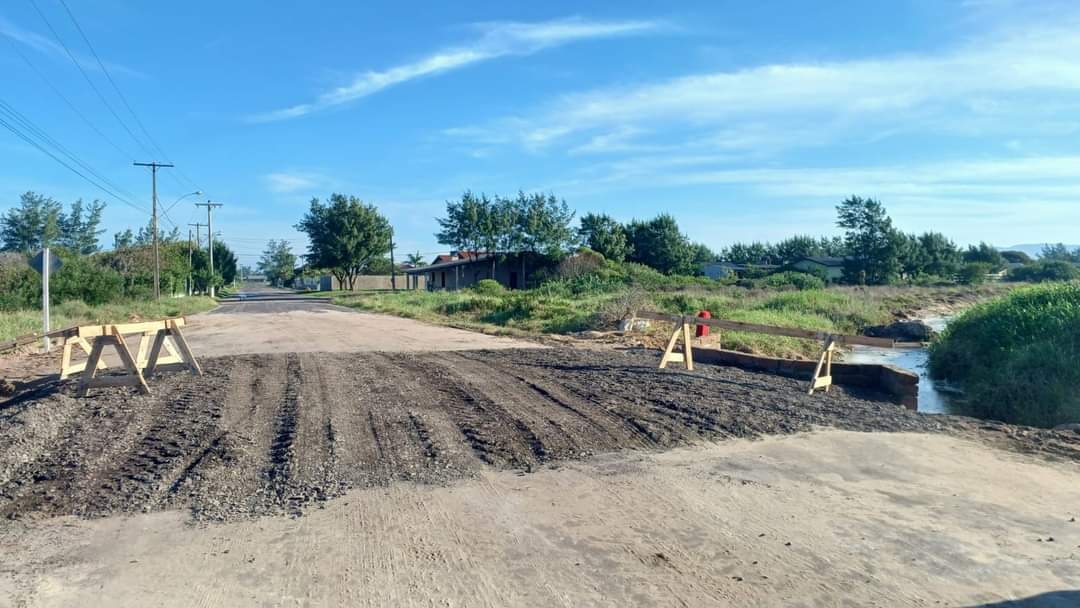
[28,0,157,160]
[0,113,149,215]
[0,98,142,204]
[56,0,207,195]
[3,34,136,162]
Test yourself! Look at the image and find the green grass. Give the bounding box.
[323,282,1011,359]
[0,296,218,344]
[929,282,1080,427]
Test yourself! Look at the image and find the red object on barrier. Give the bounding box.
[696,310,711,337]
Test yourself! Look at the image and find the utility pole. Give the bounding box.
[134,161,174,301]
[195,201,222,296]
[389,227,397,291]
[186,228,193,296]
[187,223,206,295]
[188,222,206,247]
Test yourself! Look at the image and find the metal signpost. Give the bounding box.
[30,248,62,352]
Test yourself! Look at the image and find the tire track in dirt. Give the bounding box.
[366,353,486,477]
[263,353,305,515]
[453,350,653,450]
[437,351,596,460]
[0,375,171,518]
[387,353,542,471]
[4,347,1080,521]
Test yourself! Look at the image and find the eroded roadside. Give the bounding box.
[2,347,1077,522]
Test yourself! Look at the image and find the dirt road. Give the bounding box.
[183,295,537,356]
[3,430,1078,607]
[3,303,1080,606]
[2,347,1078,522]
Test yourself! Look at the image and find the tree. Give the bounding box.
[405,251,427,266]
[296,194,392,291]
[258,239,297,287]
[836,196,903,284]
[1000,250,1033,265]
[436,191,495,262]
[515,191,576,258]
[963,242,1005,271]
[113,229,134,249]
[626,214,694,275]
[1,192,62,251]
[774,235,822,265]
[689,242,718,270]
[57,198,106,254]
[135,218,181,246]
[1040,243,1080,263]
[578,213,631,262]
[898,232,961,278]
[723,241,775,265]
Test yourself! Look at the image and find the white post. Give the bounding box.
[41,247,50,353]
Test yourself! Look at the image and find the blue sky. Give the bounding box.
[1,0,1078,265]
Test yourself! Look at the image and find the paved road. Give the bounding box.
[183,283,537,355]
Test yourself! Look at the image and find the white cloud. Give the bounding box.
[249,17,664,122]
[448,20,1080,153]
[0,16,142,77]
[263,171,328,194]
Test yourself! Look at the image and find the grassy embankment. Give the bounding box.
[326,274,1009,359]
[929,282,1080,428]
[0,297,218,344]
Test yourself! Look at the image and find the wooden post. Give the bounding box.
[682,322,694,371]
[807,336,837,395]
[659,319,694,370]
[59,336,107,380]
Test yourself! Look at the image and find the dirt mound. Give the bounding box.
[2,348,1077,522]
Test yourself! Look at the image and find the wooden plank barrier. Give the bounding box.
[61,317,202,397]
[633,311,895,395]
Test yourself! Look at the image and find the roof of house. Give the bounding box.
[796,256,849,267]
[403,252,496,274]
[704,261,780,271]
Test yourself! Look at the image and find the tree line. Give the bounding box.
[0,191,238,311]
[266,189,1078,291]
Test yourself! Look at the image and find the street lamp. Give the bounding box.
[165,190,203,214]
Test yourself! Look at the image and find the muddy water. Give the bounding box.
[845,316,963,414]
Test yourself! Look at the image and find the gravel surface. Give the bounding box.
[2,347,1077,522]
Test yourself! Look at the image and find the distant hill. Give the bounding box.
[1001,244,1080,258]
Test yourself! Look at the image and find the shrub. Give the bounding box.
[1008,260,1080,283]
[469,279,505,296]
[556,249,605,279]
[957,262,992,285]
[761,271,826,291]
[929,282,1080,427]
[0,253,38,310]
[50,250,124,306]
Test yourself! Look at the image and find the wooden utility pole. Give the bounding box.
[188,222,206,247]
[389,227,397,291]
[134,161,174,301]
[195,201,222,296]
[187,223,206,294]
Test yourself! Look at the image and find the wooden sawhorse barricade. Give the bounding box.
[58,318,202,397]
[634,311,893,395]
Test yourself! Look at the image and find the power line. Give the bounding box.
[0,113,147,215]
[0,98,143,207]
[3,33,136,162]
[28,0,156,160]
[56,0,207,195]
